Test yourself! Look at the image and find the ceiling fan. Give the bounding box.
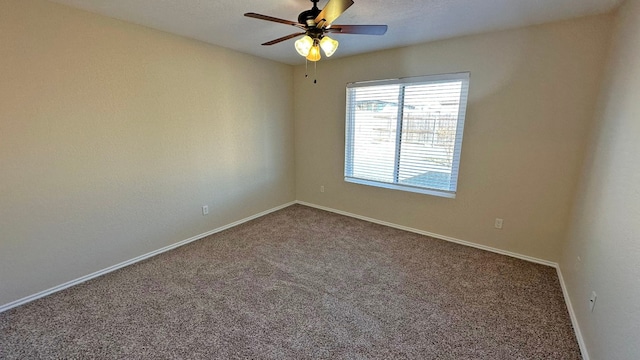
[244,0,388,62]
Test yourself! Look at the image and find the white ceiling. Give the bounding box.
[49,0,622,65]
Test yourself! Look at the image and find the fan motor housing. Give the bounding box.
[298,8,320,27]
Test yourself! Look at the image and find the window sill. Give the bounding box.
[345,177,456,198]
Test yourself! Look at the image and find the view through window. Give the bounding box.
[344,72,470,197]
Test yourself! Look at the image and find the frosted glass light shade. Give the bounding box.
[295,35,313,57]
[320,36,339,57]
[306,44,321,62]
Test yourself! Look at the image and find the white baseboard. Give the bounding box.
[295,201,557,267]
[556,267,590,360]
[0,201,296,313]
[296,200,589,360]
[0,199,589,360]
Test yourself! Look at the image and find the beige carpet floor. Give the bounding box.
[0,204,581,359]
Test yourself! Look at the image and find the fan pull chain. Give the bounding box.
[303,58,317,84]
[305,58,308,78]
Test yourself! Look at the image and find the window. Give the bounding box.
[344,72,470,198]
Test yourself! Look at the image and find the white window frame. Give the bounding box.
[344,72,470,198]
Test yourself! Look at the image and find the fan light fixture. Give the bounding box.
[294,35,313,57]
[306,43,322,61]
[295,35,338,62]
[319,36,339,57]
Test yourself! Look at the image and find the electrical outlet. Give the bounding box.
[494,218,503,229]
[320,185,325,193]
[589,291,597,312]
[202,205,209,216]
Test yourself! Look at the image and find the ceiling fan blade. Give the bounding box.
[327,25,388,35]
[315,0,354,29]
[262,32,306,46]
[244,12,304,28]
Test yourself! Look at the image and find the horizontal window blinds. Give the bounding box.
[345,72,470,197]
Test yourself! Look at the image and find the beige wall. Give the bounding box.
[294,15,612,263]
[3,1,636,356]
[0,0,295,306]
[560,0,640,358]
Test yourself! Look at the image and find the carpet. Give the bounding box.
[0,204,581,359]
